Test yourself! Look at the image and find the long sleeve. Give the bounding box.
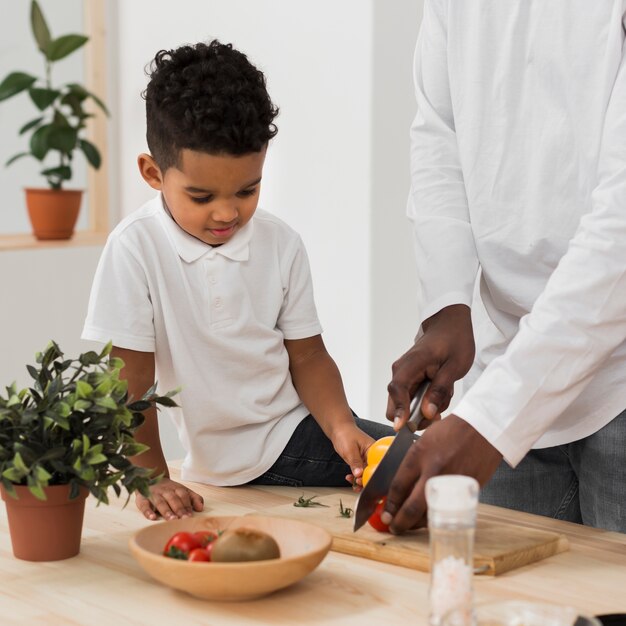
[408,0,479,324]
[455,22,626,466]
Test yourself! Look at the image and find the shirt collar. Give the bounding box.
[157,194,253,263]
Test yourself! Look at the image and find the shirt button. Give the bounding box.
[209,276,217,284]
[214,298,222,308]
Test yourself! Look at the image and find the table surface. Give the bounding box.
[1,464,625,625]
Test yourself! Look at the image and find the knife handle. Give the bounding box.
[406,379,430,432]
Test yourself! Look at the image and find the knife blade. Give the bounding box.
[353,380,430,532]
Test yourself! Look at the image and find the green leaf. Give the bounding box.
[95,397,118,411]
[28,482,47,501]
[34,465,52,483]
[30,1,51,54]
[87,453,107,465]
[76,380,93,399]
[73,399,92,411]
[0,72,37,102]
[109,357,125,371]
[30,124,52,160]
[47,126,77,153]
[5,152,31,167]
[19,117,45,135]
[47,35,88,62]
[79,139,101,169]
[13,452,29,474]
[29,87,59,111]
[40,165,71,181]
[2,467,24,482]
[155,396,178,408]
[66,83,109,115]
[127,400,151,412]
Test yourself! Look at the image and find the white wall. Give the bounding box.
[0,246,102,388]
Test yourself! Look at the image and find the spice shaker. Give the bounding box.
[426,475,480,626]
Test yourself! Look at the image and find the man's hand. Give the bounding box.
[380,415,503,533]
[136,477,205,521]
[329,423,375,490]
[387,304,475,430]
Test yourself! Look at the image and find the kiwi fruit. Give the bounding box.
[211,527,281,563]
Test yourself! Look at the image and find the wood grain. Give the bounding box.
[0,464,624,625]
[254,492,568,575]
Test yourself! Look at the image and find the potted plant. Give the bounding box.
[0,341,177,562]
[0,0,108,240]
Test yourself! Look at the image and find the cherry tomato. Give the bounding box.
[204,540,215,561]
[188,547,211,562]
[192,531,218,548]
[163,531,202,559]
[367,497,390,533]
[366,436,394,466]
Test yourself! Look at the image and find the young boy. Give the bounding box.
[82,40,392,521]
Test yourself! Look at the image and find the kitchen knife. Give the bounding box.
[353,379,430,532]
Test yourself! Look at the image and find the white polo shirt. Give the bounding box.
[82,194,322,485]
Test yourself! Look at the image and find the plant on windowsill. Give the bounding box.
[0,0,108,240]
[0,341,177,562]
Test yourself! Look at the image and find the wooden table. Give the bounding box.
[1,465,625,625]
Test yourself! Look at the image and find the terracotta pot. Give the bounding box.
[1,484,89,561]
[24,188,83,241]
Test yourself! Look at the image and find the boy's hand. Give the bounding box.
[387,304,475,430]
[136,477,204,521]
[330,424,375,490]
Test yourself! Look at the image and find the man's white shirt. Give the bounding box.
[410,0,626,465]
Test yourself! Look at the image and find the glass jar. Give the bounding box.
[426,475,480,626]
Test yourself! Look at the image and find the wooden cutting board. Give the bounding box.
[253,493,568,576]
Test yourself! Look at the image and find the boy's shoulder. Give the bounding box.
[107,195,164,246]
[253,209,302,244]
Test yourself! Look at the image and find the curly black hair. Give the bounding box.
[143,40,279,171]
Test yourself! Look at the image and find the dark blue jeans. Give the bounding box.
[249,415,395,488]
[480,408,626,532]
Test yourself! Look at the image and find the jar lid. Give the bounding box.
[425,475,479,512]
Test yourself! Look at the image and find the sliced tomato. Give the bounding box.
[367,497,390,533]
[192,531,218,548]
[188,547,211,562]
[163,531,202,559]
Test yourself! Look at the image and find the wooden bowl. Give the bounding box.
[129,515,332,601]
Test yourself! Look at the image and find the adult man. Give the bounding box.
[383,0,626,533]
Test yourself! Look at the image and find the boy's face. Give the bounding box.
[138,148,266,246]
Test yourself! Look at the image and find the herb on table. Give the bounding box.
[293,495,329,508]
[338,499,353,519]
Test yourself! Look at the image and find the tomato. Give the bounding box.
[367,497,390,533]
[366,436,394,467]
[192,531,218,548]
[188,547,211,562]
[163,531,202,559]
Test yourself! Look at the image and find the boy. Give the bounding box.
[83,40,392,521]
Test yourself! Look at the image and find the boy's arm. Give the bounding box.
[284,335,373,482]
[112,347,203,520]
